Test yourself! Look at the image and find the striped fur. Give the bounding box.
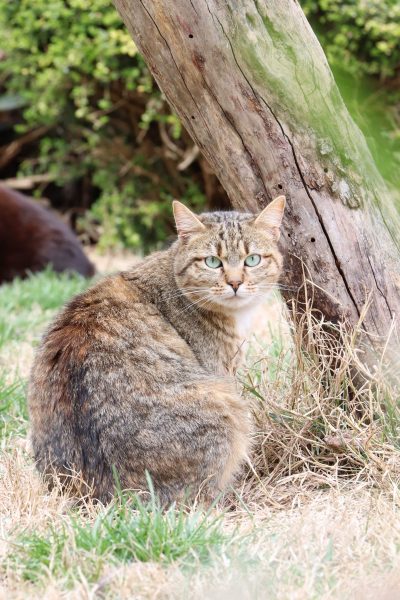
[28,199,285,504]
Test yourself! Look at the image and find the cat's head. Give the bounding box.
[172,197,285,313]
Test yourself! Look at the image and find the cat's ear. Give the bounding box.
[254,195,286,240]
[173,200,206,240]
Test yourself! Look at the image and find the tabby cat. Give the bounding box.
[28,196,286,504]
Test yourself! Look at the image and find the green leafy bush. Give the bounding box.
[0,0,207,249]
[301,0,400,78]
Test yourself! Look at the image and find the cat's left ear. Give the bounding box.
[254,195,286,240]
[173,200,206,240]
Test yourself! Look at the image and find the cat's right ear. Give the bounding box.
[173,200,206,240]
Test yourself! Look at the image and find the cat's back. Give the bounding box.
[0,185,94,282]
[30,265,201,400]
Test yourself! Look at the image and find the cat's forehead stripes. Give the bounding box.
[201,212,254,260]
[213,225,247,263]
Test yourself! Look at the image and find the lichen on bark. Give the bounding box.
[228,1,390,212]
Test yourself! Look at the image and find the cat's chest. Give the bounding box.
[207,306,259,376]
[230,306,260,370]
[234,307,258,343]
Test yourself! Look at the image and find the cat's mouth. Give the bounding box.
[184,289,262,311]
[211,291,260,310]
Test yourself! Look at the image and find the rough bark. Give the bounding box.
[113,0,400,348]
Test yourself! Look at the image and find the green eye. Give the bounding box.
[244,254,261,267]
[205,256,222,269]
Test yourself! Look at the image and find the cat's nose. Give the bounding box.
[227,280,243,293]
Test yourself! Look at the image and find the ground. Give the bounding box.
[0,254,399,599]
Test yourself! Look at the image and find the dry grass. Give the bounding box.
[239,306,400,510]
[1,462,399,599]
[0,265,399,599]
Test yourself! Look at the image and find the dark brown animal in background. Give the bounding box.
[0,185,94,284]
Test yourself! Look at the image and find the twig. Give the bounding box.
[2,174,54,189]
[0,126,51,169]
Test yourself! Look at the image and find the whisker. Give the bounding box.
[160,288,207,301]
[174,294,213,317]
[178,299,211,318]
[258,284,297,292]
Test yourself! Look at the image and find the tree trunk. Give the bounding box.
[113,0,400,349]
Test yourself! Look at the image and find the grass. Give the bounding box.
[8,491,232,587]
[238,311,400,507]
[0,267,90,348]
[0,268,91,442]
[0,373,27,441]
[0,266,400,599]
